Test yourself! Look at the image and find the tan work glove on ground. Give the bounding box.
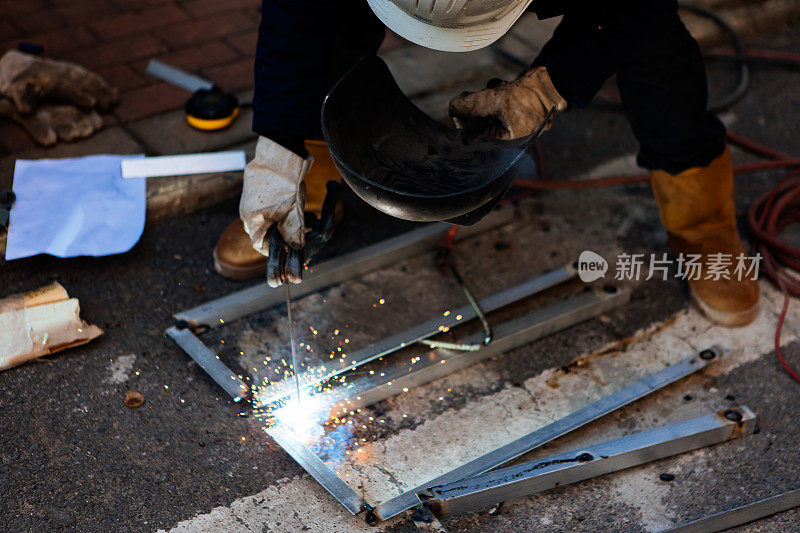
[0,50,117,113]
[0,51,117,145]
[449,66,567,140]
[240,136,312,255]
[0,97,103,146]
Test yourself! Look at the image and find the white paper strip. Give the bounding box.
[121,151,247,179]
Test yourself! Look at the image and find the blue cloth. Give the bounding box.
[6,154,146,260]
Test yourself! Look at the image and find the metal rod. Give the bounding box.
[371,346,723,521]
[260,264,577,405]
[325,286,628,411]
[174,207,514,328]
[423,407,756,518]
[165,326,250,402]
[662,489,800,533]
[266,423,370,516]
[285,284,302,405]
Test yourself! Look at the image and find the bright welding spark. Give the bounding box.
[268,392,328,444]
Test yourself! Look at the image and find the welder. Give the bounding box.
[213,0,759,327]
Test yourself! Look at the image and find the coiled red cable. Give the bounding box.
[746,171,800,382]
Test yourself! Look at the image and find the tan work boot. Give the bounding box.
[214,140,341,280]
[650,145,760,326]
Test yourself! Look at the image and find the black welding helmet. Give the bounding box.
[322,56,540,226]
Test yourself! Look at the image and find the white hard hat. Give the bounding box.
[367,0,534,52]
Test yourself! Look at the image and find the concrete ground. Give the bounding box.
[2,17,800,533]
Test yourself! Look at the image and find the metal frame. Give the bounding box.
[260,346,721,524]
[259,286,629,522]
[267,423,371,516]
[664,489,800,533]
[370,347,723,522]
[168,208,514,402]
[166,210,728,526]
[166,326,250,402]
[292,286,626,411]
[174,208,513,328]
[168,263,580,403]
[259,264,581,405]
[421,407,757,518]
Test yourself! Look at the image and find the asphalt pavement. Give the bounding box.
[1,22,799,533]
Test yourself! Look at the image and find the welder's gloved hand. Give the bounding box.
[0,50,118,114]
[240,136,311,285]
[0,97,103,146]
[448,66,567,140]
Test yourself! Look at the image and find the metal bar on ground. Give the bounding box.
[423,407,757,518]
[261,265,579,405]
[663,489,800,533]
[266,423,370,516]
[166,326,250,402]
[324,285,627,411]
[174,207,514,328]
[371,346,724,522]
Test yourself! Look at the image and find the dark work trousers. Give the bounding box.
[254,0,726,174]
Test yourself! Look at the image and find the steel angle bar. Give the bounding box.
[266,423,371,516]
[663,489,800,533]
[371,346,724,522]
[166,326,250,402]
[261,265,579,406]
[174,208,513,328]
[324,285,627,411]
[422,406,757,518]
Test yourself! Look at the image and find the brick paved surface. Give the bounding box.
[0,1,405,155]
[0,0,263,152]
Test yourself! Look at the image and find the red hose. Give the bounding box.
[707,46,800,64]
[748,168,800,383]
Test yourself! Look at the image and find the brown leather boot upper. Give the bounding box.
[304,139,341,217]
[214,140,342,281]
[650,145,760,326]
[213,218,267,281]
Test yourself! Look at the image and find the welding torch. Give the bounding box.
[265,180,341,287]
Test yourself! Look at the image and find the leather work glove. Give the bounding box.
[0,50,118,114]
[448,66,567,140]
[240,136,311,285]
[0,97,103,146]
